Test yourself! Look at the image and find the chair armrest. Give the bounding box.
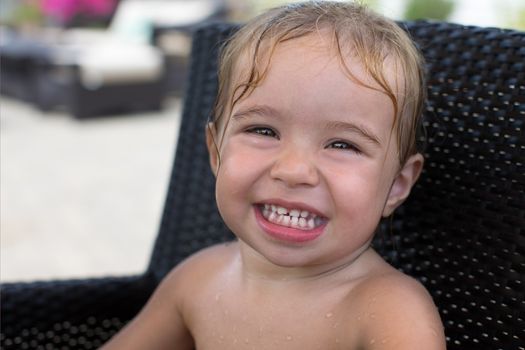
[1,274,156,349]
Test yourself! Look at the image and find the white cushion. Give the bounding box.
[110,0,219,44]
[77,42,164,88]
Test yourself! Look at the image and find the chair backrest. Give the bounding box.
[148,21,525,350]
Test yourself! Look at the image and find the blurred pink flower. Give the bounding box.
[40,0,117,23]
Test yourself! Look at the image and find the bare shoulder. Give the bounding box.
[347,269,446,350]
[162,241,239,298]
[100,242,238,350]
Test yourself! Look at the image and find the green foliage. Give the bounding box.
[404,0,455,21]
[2,0,43,26]
[518,9,525,29]
[510,6,525,30]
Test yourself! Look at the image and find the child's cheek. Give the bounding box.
[214,143,268,238]
[216,140,266,197]
[327,162,392,220]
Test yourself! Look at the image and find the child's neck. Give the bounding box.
[236,240,375,287]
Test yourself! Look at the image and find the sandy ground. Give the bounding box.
[0,96,181,282]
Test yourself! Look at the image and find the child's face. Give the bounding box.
[207,35,422,271]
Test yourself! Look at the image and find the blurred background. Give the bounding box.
[1,0,524,283]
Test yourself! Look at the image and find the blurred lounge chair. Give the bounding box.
[0,0,227,118]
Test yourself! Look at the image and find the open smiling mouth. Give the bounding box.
[255,204,327,243]
[259,204,326,230]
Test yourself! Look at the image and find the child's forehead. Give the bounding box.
[236,32,337,69]
[231,32,401,103]
[230,38,315,92]
[234,39,395,124]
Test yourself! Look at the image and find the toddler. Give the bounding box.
[103,1,446,349]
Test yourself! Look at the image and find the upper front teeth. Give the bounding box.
[262,204,323,230]
[267,205,310,218]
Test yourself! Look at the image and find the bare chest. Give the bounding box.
[187,290,355,350]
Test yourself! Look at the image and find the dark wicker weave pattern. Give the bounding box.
[1,21,524,350]
[1,275,155,349]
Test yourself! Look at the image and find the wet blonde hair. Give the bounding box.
[212,1,426,165]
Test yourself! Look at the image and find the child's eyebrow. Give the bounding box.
[231,105,281,120]
[324,121,382,146]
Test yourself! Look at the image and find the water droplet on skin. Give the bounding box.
[244,338,250,344]
[325,312,334,318]
[233,338,238,344]
[369,313,376,319]
[286,335,293,341]
[381,338,388,344]
[370,338,376,345]
[367,297,378,308]
[215,293,221,301]
[335,338,340,344]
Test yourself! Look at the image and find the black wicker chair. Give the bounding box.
[1,21,524,350]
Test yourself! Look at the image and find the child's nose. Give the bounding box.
[269,146,319,187]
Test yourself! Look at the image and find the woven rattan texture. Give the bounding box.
[394,22,524,349]
[149,23,239,278]
[150,21,525,349]
[1,276,155,349]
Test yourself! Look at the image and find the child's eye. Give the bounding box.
[245,127,278,138]
[327,140,361,153]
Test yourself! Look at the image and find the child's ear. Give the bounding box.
[382,153,424,217]
[205,122,220,176]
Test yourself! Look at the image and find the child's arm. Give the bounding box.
[353,273,446,350]
[100,267,194,350]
